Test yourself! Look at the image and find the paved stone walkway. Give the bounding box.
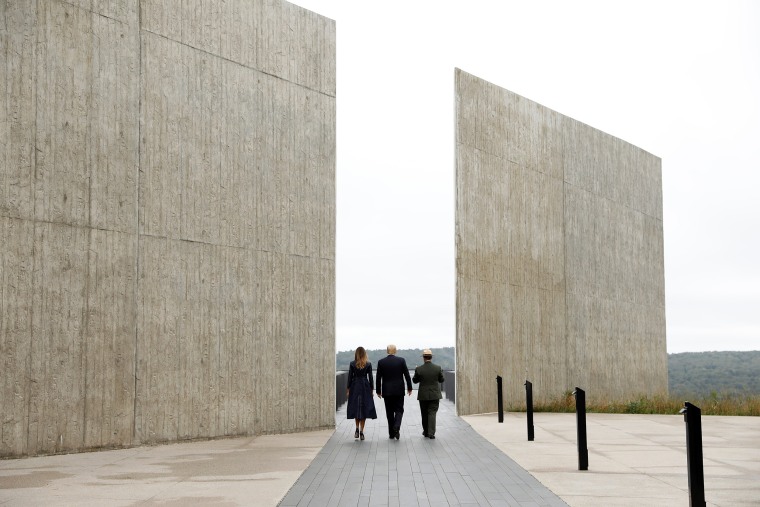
[279,397,566,506]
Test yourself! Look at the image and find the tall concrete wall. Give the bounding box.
[1,0,335,458]
[455,69,666,416]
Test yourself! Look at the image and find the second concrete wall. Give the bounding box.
[455,69,666,415]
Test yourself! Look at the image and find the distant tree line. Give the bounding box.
[337,348,760,397]
[336,346,455,371]
[669,350,760,398]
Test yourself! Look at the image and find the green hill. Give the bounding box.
[337,348,760,398]
[669,350,760,398]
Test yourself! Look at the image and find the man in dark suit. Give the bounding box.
[376,344,412,439]
[413,348,444,439]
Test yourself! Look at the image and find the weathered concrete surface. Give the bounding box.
[455,69,666,415]
[1,0,335,457]
[0,429,332,506]
[464,412,760,507]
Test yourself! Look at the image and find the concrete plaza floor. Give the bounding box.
[464,411,760,506]
[0,430,331,506]
[1,403,758,506]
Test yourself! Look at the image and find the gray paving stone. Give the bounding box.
[397,498,418,507]
[279,399,566,506]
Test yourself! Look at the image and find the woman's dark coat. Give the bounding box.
[346,361,377,420]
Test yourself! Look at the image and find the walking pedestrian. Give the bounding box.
[376,344,412,439]
[413,348,444,439]
[346,346,377,440]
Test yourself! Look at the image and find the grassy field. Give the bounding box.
[510,392,760,416]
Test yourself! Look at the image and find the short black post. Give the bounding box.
[573,387,588,471]
[496,375,504,423]
[680,402,706,507]
[524,380,534,441]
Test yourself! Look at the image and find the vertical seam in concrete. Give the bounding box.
[178,8,185,243]
[562,144,569,388]
[26,0,40,457]
[81,6,95,448]
[216,61,223,437]
[82,227,92,445]
[132,1,142,442]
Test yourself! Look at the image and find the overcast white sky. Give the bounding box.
[290,0,760,355]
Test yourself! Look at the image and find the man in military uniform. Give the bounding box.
[412,348,444,439]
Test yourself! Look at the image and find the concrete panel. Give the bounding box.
[138,32,184,240]
[0,217,34,456]
[133,236,184,443]
[216,247,257,436]
[456,69,666,414]
[83,229,137,449]
[133,244,264,440]
[139,32,336,254]
[564,119,663,220]
[1,1,37,221]
[34,1,92,227]
[27,1,137,231]
[28,222,88,454]
[456,138,565,413]
[89,13,140,233]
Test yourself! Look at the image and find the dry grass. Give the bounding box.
[513,392,760,416]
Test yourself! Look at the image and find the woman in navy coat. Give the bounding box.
[346,346,377,440]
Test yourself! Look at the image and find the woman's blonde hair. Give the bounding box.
[354,346,368,369]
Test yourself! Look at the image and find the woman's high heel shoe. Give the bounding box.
[360,432,365,441]
[354,428,360,439]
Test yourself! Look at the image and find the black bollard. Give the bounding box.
[525,380,534,441]
[573,387,588,471]
[679,402,706,507]
[497,376,504,423]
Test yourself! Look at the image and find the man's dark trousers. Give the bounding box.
[384,396,404,436]
[419,399,440,437]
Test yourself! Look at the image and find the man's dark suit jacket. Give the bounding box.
[376,354,412,396]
